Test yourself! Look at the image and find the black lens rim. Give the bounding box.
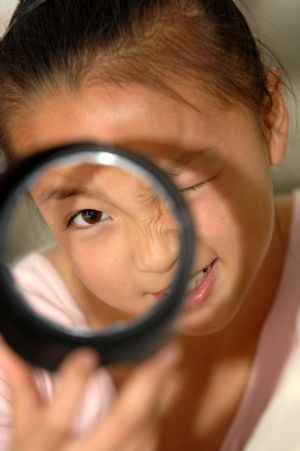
[0,142,195,370]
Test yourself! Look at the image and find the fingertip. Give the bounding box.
[0,339,13,356]
[152,342,182,368]
[61,348,100,373]
[0,340,24,369]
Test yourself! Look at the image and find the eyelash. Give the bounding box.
[64,209,106,230]
[180,181,209,193]
[64,219,76,230]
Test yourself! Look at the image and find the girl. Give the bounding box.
[0,0,297,449]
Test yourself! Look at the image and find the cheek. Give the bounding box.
[189,164,275,270]
[56,236,140,310]
[64,239,121,281]
[38,210,142,309]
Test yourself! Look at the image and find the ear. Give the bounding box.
[263,68,289,166]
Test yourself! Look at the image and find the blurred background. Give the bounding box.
[0,0,299,193]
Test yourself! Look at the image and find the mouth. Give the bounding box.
[186,262,214,293]
[150,259,217,300]
[182,259,218,311]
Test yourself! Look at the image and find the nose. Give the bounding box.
[128,204,179,274]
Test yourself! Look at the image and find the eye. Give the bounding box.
[66,209,109,229]
[180,181,209,193]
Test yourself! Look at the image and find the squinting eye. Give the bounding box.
[180,181,209,193]
[67,209,109,229]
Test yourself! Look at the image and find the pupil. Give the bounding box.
[82,210,101,224]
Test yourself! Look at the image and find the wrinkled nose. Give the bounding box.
[128,207,179,273]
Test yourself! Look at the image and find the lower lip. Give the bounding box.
[182,259,218,312]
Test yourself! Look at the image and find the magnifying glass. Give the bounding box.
[0,143,195,371]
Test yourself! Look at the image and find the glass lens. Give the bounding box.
[5,158,180,333]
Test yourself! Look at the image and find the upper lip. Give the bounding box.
[190,259,216,278]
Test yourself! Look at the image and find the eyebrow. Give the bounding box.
[163,147,217,177]
[39,186,104,204]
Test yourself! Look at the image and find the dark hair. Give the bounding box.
[0,0,274,150]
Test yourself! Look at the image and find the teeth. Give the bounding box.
[186,264,212,292]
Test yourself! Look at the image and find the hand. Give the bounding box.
[0,342,181,451]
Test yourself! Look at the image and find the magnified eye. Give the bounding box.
[68,209,109,229]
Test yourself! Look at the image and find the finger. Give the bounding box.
[85,342,181,449]
[40,348,99,440]
[109,429,158,451]
[120,377,181,451]
[0,341,43,435]
[156,371,182,417]
[67,407,160,451]
[123,424,160,451]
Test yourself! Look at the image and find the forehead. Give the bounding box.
[8,81,226,159]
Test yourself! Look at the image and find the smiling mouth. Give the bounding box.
[185,262,215,293]
[150,260,215,298]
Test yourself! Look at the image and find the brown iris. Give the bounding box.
[80,209,103,224]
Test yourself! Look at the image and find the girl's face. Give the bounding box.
[8,80,287,336]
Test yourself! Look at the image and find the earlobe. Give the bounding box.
[263,69,289,166]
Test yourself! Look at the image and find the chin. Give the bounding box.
[174,297,241,337]
[175,320,227,337]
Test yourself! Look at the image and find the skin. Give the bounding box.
[3,72,291,449]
